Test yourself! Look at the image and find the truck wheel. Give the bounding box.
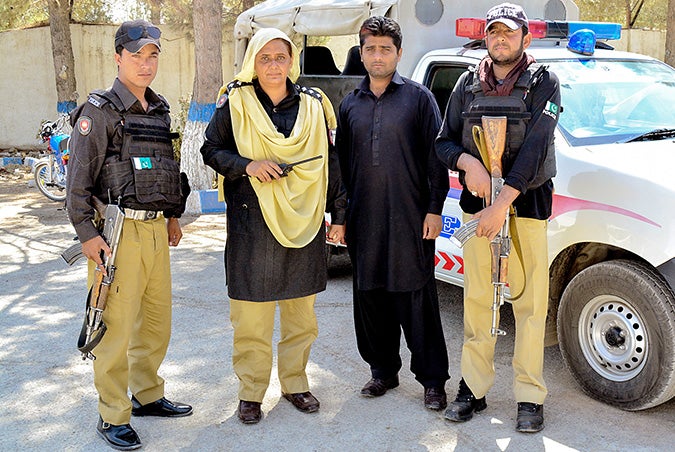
[557,259,675,410]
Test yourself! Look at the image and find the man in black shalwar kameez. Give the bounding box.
[336,16,451,411]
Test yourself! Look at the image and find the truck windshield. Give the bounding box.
[546,58,675,146]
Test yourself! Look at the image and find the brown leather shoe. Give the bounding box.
[360,376,399,397]
[282,391,320,413]
[424,387,448,411]
[237,400,262,424]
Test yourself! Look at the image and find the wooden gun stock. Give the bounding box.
[482,116,507,203]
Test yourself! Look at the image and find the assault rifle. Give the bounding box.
[62,196,125,360]
[450,116,510,337]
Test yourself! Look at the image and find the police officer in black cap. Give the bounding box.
[67,19,192,450]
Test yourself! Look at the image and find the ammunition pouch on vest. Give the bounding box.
[461,64,556,190]
[90,90,183,212]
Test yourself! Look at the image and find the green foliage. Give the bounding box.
[0,1,47,30]
[0,0,266,31]
[0,0,112,31]
[73,1,113,23]
[577,0,667,30]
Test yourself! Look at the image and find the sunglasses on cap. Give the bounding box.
[119,25,161,42]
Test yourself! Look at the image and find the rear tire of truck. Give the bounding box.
[557,259,675,410]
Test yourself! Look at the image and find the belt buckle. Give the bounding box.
[145,211,157,220]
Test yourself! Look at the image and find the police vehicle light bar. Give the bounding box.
[456,18,621,41]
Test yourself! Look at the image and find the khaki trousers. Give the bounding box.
[230,295,318,403]
[461,214,548,404]
[88,217,172,425]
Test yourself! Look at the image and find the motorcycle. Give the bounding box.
[34,116,70,202]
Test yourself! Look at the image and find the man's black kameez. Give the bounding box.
[337,72,450,388]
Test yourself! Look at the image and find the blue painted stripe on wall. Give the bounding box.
[57,101,77,114]
[187,101,216,123]
[198,189,226,214]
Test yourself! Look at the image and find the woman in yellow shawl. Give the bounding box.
[200,28,346,424]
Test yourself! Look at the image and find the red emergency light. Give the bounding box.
[455,18,621,41]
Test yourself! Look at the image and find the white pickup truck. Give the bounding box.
[235,0,675,411]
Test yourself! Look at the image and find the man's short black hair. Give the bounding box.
[359,16,402,50]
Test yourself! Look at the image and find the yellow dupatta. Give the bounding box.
[218,28,336,248]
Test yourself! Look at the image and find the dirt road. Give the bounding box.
[1,167,674,451]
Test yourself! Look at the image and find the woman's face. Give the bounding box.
[254,38,293,92]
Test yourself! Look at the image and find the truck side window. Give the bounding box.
[301,46,341,75]
[426,65,469,113]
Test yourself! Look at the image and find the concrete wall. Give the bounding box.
[0,24,666,149]
[615,29,666,61]
[0,24,235,150]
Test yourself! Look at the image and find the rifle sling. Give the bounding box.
[77,287,107,355]
[77,319,107,355]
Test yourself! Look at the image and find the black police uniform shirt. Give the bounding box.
[67,78,172,243]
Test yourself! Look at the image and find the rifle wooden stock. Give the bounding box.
[482,116,507,205]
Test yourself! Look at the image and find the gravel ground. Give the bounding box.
[1,167,674,452]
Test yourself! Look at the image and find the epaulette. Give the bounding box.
[297,85,323,102]
[467,66,481,94]
[156,93,171,111]
[88,89,125,112]
[226,80,253,94]
[87,92,109,109]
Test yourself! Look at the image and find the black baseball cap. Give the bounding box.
[485,3,529,32]
[115,20,162,53]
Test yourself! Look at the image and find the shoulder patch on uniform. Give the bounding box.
[543,100,559,120]
[216,92,228,109]
[77,116,93,136]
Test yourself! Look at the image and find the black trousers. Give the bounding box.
[353,277,450,388]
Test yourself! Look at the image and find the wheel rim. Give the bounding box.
[35,164,66,200]
[578,295,647,381]
[36,165,50,189]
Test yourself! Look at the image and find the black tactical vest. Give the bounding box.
[461,64,556,189]
[90,90,182,211]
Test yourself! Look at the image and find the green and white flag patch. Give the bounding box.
[543,101,559,119]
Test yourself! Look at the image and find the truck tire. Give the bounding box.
[557,259,675,410]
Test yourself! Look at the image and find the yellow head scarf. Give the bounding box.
[219,28,336,248]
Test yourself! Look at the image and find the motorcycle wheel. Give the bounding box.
[34,161,67,202]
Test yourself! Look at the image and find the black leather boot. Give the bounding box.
[516,402,544,433]
[443,378,487,422]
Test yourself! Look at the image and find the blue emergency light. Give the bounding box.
[566,29,597,55]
